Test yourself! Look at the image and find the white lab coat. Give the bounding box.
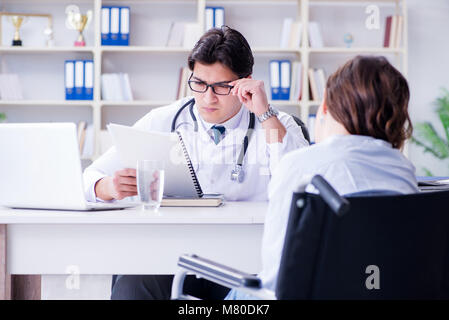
[83,96,309,202]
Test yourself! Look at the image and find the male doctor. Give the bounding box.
[83,26,308,299]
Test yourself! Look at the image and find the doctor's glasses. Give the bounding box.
[188,73,234,96]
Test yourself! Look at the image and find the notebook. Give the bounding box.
[161,195,224,207]
[108,123,219,202]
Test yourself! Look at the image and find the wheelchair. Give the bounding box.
[171,175,449,300]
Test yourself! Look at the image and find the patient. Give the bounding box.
[227,55,419,299]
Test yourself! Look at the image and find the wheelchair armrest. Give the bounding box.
[177,254,261,289]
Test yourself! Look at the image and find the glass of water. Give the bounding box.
[137,160,165,211]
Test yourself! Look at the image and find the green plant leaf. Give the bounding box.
[421,167,433,177]
[0,112,6,122]
[436,88,449,142]
[412,122,449,159]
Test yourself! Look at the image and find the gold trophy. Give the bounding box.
[65,5,92,47]
[10,15,26,46]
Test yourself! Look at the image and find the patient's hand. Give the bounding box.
[95,168,138,201]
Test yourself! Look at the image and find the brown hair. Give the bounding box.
[325,55,412,149]
[188,26,254,78]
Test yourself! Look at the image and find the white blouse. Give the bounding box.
[259,134,419,292]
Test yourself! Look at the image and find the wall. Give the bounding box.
[407,0,449,176]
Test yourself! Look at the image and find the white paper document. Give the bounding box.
[107,123,201,198]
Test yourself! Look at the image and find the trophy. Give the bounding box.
[65,5,92,46]
[10,15,26,46]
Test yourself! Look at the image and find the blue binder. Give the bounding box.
[205,6,225,30]
[119,7,130,46]
[214,7,225,28]
[101,6,111,45]
[280,60,291,100]
[65,60,75,100]
[269,60,281,100]
[74,60,85,100]
[109,7,120,44]
[84,60,94,100]
[205,7,214,31]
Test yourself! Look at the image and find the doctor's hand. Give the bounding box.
[229,79,269,117]
[95,168,138,201]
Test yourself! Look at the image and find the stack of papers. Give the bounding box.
[417,177,449,192]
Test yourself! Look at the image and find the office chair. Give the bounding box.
[171,175,449,300]
[291,115,310,144]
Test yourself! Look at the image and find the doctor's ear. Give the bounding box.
[247,75,252,79]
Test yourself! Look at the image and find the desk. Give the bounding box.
[0,201,267,300]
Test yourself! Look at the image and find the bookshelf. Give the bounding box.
[0,0,408,161]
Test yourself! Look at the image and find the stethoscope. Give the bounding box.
[170,98,255,183]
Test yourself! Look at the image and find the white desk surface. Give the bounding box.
[0,202,267,275]
[0,201,267,224]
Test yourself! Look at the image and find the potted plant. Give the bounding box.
[411,89,449,176]
[0,112,6,123]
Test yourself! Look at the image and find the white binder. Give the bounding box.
[101,7,110,44]
[269,60,280,100]
[120,7,130,45]
[65,60,75,100]
[74,60,84,100]
[280,60,291,100]
[214,7,225,28]
[110,7,120,42]
[84,61,94,100]
[205,7,214,31]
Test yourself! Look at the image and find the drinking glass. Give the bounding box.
[137,160,165,211]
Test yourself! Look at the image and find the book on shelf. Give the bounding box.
[383,15,403,48]
[308,21,324,48]
[101,73,133,101]
[77,121,87,154]
[308,68,318,101]
[82,123,95,159]
[176,67,193,100]
[314,69,326,101]
[280,18,302,49]
[0,74,23,100]
[205,6,225,32]
[77,121,94,158]
[308,68,326,101]
[183,23,202,49]
[101,6,130,46]
[289,61,302,101]
[166,21,185,47]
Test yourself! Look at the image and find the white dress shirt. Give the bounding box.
[259,134,419,293]
[83,96,309,202]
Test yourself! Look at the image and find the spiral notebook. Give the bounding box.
[107,123,204,199]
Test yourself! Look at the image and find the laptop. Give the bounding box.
[0,122,136,211]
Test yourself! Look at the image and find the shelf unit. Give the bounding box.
[0,0,407,161]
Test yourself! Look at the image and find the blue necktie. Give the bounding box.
[211,125,226,145]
